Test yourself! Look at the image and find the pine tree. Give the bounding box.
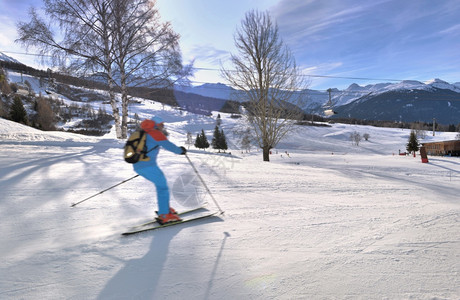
[212,126,229,152]
[194,133,201,148]
[10,96,28,124]
[195,129,209,150]
[212,125,221,150]
[219,129,228,152]
[201,130,210,150]
[406,130,419,154]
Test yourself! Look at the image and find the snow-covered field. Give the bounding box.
[1,109,459,299]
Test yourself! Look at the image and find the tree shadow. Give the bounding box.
[428,157,460,173]
[0,139,114,183]
[0,139,115,209]
[0,138,121,258]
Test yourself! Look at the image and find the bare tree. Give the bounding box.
[35,96,56,131]
[185,131,194,149]
[221,10,307,161]
[240,127,254,153]
[350,131,362,146]
[111,0,190,138]
[0,68,12,96]
[0,68,10,117]
[411,122,427,139]
[17,0,190,139]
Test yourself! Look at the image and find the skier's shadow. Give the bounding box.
[97,227,182,300]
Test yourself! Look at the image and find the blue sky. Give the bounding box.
[1,0,459,90]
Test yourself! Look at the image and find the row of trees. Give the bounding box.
[6,95,56,130]
[192,126,228,152]
[4,91,112,134]
[349,131,370,146]
[1,66,55,130]
[329,116,460,133]
[17,0,192,139]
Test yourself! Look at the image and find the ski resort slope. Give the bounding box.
[0,115,459,299]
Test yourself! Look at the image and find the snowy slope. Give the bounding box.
[0,116,103,143]
[0,111,459,299]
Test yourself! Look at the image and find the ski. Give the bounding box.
[128,206,206,229]
[122,212,219,236]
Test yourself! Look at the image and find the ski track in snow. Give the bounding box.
[0,116,459,299]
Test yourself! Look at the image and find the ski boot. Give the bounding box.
[157,213,182,225]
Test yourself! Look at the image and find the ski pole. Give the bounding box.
[70,174,139,207]
[185,153,225,215]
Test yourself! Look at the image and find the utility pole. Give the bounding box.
[324,88,336,117]
[327,88,332,107]
[432,118,436,136]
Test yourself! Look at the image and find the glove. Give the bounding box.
[180,146,187,155]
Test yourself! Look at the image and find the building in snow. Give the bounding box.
[422,140,460,156]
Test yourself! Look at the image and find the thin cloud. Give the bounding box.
[272,0,390,39]
[301,62,343,75]
[188,44,230,66]
[439,24,460,36]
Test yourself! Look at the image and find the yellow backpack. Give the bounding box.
[124,130,152,163]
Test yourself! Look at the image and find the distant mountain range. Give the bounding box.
[175,82,235,101]
[176,79,460,125]
[2,51,459,125]
[334,85,460,125]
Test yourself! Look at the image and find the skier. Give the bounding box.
[133,116,187,224]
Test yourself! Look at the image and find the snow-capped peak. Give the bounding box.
[423,78,460,91]
[0,51,21,64]
[381,80,426,92]
[346,83,366,91]
[424,78,448,85]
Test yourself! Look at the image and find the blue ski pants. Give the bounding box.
[135,165,170,215]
